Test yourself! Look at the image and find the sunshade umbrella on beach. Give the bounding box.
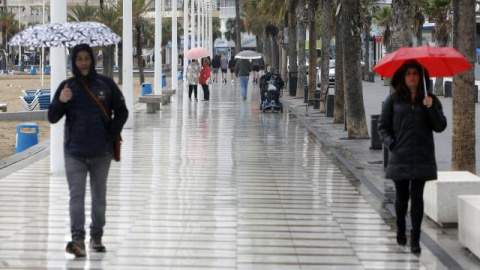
[373,45,472,96]
[8,21,121,47]
[235,50,262,59]
[184,47,210,59]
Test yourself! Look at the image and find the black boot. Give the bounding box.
[396,219,407,246]
[410,230,421,253]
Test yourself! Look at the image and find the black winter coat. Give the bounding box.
[48,75,128,157]
[378,94,447,181]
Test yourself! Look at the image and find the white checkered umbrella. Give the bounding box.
[8,22,121,47]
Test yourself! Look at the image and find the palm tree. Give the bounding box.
[424,0,452,96]
[342,0,369,138]
[287,0,298,95]
[373,6,393,54]
[0,9,16,69]
[319,0,333,112]
[390,0,413,52]
[452,0,476,172]
[224,18,244,42]
[67,3,97,22]
[308,0,320,104]
[333,0,345,124]
[133,0,154,85]
[411,0,427,46]
[295,0,308,99]
[234,0,242,52]
[360,0,378,81]
[96,3,122,78]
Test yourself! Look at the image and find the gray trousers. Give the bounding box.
[65,154,112,240]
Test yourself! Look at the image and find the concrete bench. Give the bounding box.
[0,103,6,112]
[424,171,480,226]
[458,195,480,259]
[138,90,177,113]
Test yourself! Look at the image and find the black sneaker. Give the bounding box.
[66,239,86,257]
[89,236,106,252]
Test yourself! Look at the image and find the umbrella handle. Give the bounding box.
[423,67,428,97]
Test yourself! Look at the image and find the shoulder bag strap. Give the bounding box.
[78,80,110,120]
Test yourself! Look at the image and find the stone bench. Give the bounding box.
[458,195,480,259]
[424,171,480,226]
[138,89,176,113]
[0,103,6,112]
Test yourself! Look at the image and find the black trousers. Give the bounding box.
[189,85,198,99]
[393,179,427,232]
[201,84,209,100]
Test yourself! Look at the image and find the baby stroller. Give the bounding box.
[259,75,284,113]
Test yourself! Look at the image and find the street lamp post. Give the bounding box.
[191,0,195,48]
[183,0,189,82]
[172,0,178,91]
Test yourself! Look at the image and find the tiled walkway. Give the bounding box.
[0,80,447,269]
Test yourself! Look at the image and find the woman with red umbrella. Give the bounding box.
[378,60,447,253]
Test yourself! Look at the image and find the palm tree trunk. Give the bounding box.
[364,24,370,81]
[434,39,448,96]
[333,1,344,124]
[272,35,279,69]
[234,0,242,53]
[280,15,288,80]
[308,0,316,104]
[118,41,123,84]
[452,0,476,172]
[136,23,145,85]
[296,2,307,99]
[342,0,369,138]
[319,0,332,112]
[390,0,412,52]
[288,1,298,96]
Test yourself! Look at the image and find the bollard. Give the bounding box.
[304,85,308,104]
[30,66,36,75]
[475,85,478,103]
[370,114,382,149]
[369,72,375,82]
[383,146,389,171]
[15,123,39,153]
[141,83,152,96]
[313,90,321,109]
[444,81,452,97]
[326,95,334,117]
[288,71,298,96]
[162,74,167,87]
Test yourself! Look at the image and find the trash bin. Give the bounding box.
[444,81,452,97]
[162,74,167,87]
[370,114,382,149]
[178,71,183,80]
[326,95,334,117]
[288,71,298,96]
[30,66,37,75]
[44,65,50,75]
[141,83,152,96]
[15,123,39,153]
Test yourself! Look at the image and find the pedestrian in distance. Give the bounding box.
[378,60,447,254]
[220,54,229,84]
[228,56,237,83]
[211,54,221,83]
[235,58,253,101]
[186,59,202,101]
[48,43,129,257]
[199,58,211,101]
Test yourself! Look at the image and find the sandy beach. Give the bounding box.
[0,72,159,160]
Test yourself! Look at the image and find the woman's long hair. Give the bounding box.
[391,60,430,104]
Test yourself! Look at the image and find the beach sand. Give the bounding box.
[0,73,160,160]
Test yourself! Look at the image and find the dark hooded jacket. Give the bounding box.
[48,44,128,157]
[378,61,447,181]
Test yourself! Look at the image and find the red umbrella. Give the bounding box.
[373,45,472,78]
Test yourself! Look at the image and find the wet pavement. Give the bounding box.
[0,77,477,269]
